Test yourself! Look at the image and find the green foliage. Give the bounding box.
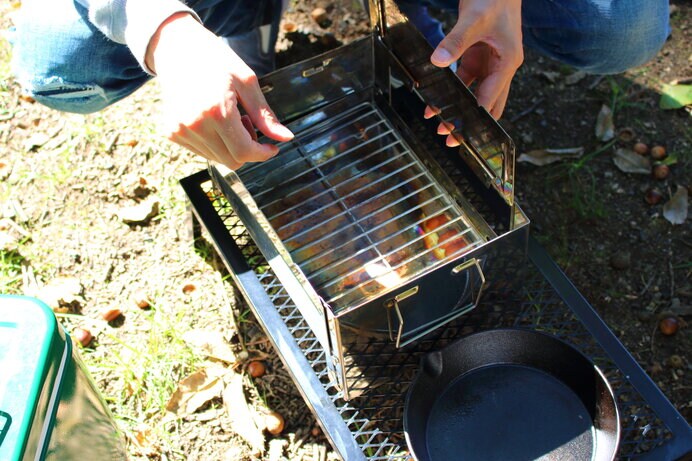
[659,83,692,110]
[76,301,205,446]
[0,249,25,293]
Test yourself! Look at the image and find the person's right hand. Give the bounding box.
[146,13,294,170]
[426,0,524,148]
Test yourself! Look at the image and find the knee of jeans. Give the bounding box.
[572,10,669,74]
[24,79,112,114]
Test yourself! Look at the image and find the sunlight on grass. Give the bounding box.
[74,302,205,451]
[0,249,24,293]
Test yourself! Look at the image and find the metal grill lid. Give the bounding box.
[370,0,517,206]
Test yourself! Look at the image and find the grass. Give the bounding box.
[0,248,25,293]
[540,139,616,220]
[65,301,206,452]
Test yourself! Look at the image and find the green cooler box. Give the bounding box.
[0,295,127,460]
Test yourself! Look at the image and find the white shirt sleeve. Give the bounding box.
[75,0,201,74]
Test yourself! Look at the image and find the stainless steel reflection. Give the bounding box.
[236,102,485,313]
[209,0,530,398]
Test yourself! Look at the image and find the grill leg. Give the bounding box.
[185,198,203,243]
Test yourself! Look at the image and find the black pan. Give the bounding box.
[404,329,620,461]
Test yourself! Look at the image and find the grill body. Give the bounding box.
[210,5,529,396]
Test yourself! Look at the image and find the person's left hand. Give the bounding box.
[426,0,524,145]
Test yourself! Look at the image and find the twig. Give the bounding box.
[669,260,675,298]
[106,132,120,154]
[510,97,544,123]
[0,218,29,237]
[21,261,39,296]
[11,199,29,223]
[670,76,692,85]
[676,238,692,249]
[588,75,606,90]
[313,444,327,461]
[639,274,656,296]
[114,147,138,178]
[650,323,658,354]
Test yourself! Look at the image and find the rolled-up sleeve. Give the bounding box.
[75,0,200,73]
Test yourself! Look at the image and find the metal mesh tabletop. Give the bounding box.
[181,170,692,461]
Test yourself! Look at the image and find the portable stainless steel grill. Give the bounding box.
[209,0,529,397]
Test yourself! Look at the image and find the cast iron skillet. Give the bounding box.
[404,328,620,461]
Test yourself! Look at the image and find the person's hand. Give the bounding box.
[146,13,294,170]
[428,0,523,127]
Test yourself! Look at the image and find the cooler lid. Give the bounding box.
[0,295,68,461]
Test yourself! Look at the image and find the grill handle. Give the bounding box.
[386,258,486,348]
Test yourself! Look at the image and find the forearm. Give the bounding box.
[145,12,212,75]
[74,0,199,73]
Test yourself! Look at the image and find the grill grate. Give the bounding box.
[196,179,678,460]
[234,102,485,312]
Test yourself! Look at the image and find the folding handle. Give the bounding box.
[385,286,418,348]
[385,258,486,348]
[451,257,486,310]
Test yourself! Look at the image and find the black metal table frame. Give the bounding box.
[181,169,691,461]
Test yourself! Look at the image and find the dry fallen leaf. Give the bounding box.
[0,161,11,180]
[35,276,84,311]
[539,71,560,84]
[165,369,224,417]
[182,329,237,363]
[23,133,51,151]
[613,148,651,174]
[517,147,584,166]
[663,186,688,225]
[595,104,615,142]
[130,423,155,452]
[565,70,587,86]
[223,372,265,453]
[268,439,288,461]
[117,199,159,225]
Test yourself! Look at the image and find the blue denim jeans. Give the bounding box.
[396,0,670,73]
[11,0,669,115]
[11,0,283,114]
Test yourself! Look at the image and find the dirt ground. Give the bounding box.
[0,1,689,460]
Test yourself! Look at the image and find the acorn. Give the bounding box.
[658,316,679,336]
[668,354,684,369]
[282,21,297,33]
[132,290,151,309]
[73,327,93,347]
[617,127,635,143]
[310,7,329,27]
[644,188,663,205]
[633,142,649,155]
[649,361,663,375]
[652,164,670,180]
[650,145,666,160]
[101,308,122,322]
[264,411,285,435]
[247,361,266,378]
